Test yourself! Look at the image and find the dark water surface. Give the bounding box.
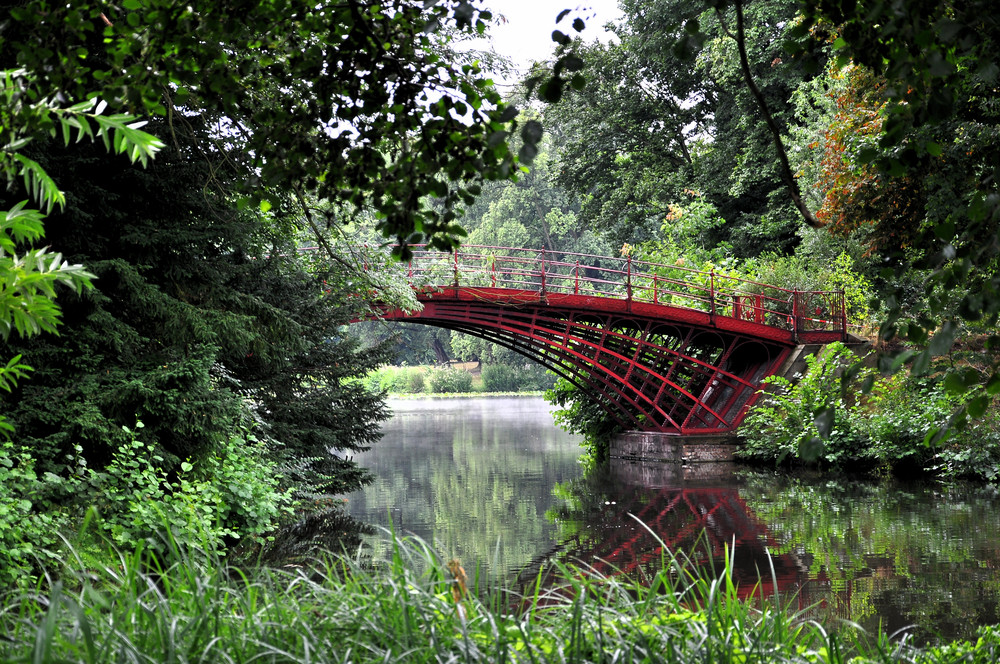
[345,396,1000,643]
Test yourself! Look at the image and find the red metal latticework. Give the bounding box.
[363,245,848,434]
[513,487,809,604]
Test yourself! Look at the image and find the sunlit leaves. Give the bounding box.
[9,155,63,214]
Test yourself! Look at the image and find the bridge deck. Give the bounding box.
[357,245,847,434]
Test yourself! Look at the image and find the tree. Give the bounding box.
[0,1,563,551]
[2,110,397,498]
[788,1,1000,423]
[2,1,542,258]
[0,68,164,438]
[547,0,817,256]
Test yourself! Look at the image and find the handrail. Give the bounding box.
[352,244,847,339]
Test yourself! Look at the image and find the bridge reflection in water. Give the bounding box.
[513,463,811,608]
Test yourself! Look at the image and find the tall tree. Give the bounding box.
[1,1,541,257]
[548,0,817,256]
[1,113,393,498]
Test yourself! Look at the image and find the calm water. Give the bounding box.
[345,396,1000,643]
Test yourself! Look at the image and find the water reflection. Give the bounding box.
[344,396,1000,643]
[524,463,809,607]
[344,396,586,585]
[545,462,1000,643]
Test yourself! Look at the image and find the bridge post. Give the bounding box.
[453,249,459,288]
[540,248,546,298]
[626,255,632,311]
[709,271,716,323]
[792,290,800,344]
[574,260,580,295]
[840,289,847,340]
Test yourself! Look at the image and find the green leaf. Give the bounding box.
[799,436,825,462]
[814,406,835,439]
[910,349,931,376]
[944,372,968,395]
[967,395,989,419]
[180,461,194,472]
[11,154,65,213]
[928,320,957,356]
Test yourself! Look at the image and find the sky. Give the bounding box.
[475,1,624,85]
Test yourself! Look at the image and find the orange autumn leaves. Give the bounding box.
[814,66,926,255]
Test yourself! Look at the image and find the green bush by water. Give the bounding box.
[738,342,1000,480]
[365,363,554,395]
[4,529,999,663]
[427,366,475,393]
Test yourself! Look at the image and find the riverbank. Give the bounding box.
[4,532,999,663]
[365,362,555,395]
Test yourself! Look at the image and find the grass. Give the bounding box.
[2,529,999,663]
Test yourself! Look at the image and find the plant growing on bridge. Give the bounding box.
[739,342,868,465]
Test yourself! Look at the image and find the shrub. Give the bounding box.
[738,342,867,465]
[364,366,433,394]
[481,364,521,392]
[427,366,473,393]
[85,422,292,555]
[738,343,1000,480]
[406,370,426,393]
[0,442,71,587]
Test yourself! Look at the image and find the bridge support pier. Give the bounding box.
[610,431,737,464]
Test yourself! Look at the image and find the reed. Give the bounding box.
[1,528,997,663]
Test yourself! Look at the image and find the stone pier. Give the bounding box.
[610,431,737,464]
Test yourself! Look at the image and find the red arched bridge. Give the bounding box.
[367,245,848,436]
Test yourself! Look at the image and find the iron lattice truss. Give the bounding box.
[380,290,791,434]
[355,245,848,434]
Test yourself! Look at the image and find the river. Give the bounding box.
[344,395,1000,643]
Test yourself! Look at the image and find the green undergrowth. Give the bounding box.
[738,342,1000,481]
[366,363,556,397]
[2,527,999,663]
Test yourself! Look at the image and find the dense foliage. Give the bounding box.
[0,0,561,581]
[537,0,999,463]
[739,343,1000,481]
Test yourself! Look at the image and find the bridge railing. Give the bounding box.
[401,245,846,337]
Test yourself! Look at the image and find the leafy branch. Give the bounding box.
[0,68,165,439]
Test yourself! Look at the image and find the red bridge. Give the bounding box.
[371,245,847,435]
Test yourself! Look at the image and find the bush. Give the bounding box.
[85,422,292,555]
[0,442,71,587]
[738,342,867,466]
[427,366,474,393]
[364,366,428,394]
[738,343,1000,480]
[481,364,521,392]
[406,370,426,393]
